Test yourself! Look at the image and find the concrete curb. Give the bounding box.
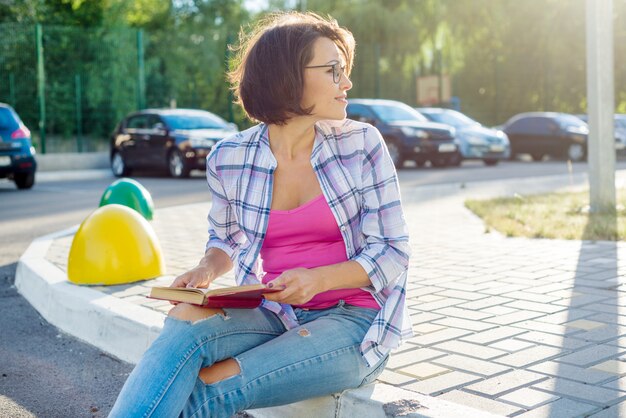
[36,152,109,171]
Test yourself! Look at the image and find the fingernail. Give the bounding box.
[267,282,274,288]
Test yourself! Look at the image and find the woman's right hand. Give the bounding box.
[169,266,213,304]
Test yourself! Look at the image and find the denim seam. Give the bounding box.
[145,328,284,417]
[189,344,362,418]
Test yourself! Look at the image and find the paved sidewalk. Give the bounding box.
[31,174,626,417]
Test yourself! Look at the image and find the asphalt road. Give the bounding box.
[1,159,626,417]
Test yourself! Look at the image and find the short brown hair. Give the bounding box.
[228,12,355,125]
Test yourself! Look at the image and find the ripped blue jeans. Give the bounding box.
[108,300,387,418]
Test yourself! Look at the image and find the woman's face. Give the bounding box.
[301,37,352,121]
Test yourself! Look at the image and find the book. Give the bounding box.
[148,283,281,308]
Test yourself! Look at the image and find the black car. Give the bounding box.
[502,112,588,161]
[110,109,238,178]
[347,99,457,168]
[0,103,37,189]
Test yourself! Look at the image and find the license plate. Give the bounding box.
[438,143,456,153]
[0,156,10,166]
[490,145,505,152]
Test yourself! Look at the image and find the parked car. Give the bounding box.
[346,99,457,168]
[110,109,238,178]
[0,103,36,189]
[502,112,589,161]
[416,107,510,166]
[576,113,626,155]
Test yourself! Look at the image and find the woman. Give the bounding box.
[110,11,412,418]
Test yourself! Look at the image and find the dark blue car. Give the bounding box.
[0,103,37,189]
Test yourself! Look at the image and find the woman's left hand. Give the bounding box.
[263,268,324,305]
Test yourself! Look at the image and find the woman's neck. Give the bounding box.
[267,118,316,161]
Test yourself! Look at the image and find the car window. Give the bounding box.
[556,114,586,130]
[421,110,477,128]
[126,115,150,130]
[370,103,428,123]
[347,104,376,121]
[161,113,228,130]
[0,107,19,130]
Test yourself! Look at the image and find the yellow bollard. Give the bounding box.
[68,204,165,285]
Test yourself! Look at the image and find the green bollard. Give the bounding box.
[99,178,155,221]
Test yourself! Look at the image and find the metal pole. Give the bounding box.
[9,73,15,108]
[36,23,46,154]
[586,0,615,213]
[137,29,146,110]
[75,74,83,152]
[226,34,234,123]
[374,43,381,99]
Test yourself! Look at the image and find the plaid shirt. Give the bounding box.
[205,119,413,367]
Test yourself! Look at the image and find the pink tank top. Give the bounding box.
[260,194,380,310]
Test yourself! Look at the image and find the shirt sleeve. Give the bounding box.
[204,149,246,261]
[352,125,411,294]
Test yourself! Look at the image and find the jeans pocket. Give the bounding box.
[359,355,389,387]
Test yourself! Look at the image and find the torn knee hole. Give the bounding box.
[199,358,241,384]
[298,328,311,337]
[168,304,227,324]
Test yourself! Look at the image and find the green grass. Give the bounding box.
[465,190,626,241]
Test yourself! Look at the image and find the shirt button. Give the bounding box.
[340,225,347,231]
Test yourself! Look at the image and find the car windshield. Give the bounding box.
[558,114,587,130]
[370,104,428,123]
[162,113,228,130]
[422,110,478,128]
[615,117,626,130]
[0,107,19,130]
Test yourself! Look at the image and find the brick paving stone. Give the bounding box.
[532,377,626,406]
[433,317,497,332]
[591,360,626,376]
[504,300,565,314]
[434,340,508,360]
[499,291,562,304]
[529,283,574,295]
[515,331,593,350]
[465,369,548,397]
[433,289,487,301]
[485,310,545,326]
[401,362,451,379]
[407,328,473,347]
[387,347,446,369]
[578,303,626,316]
[566,319,608,331]
[489,339,535,353]
[482,306,519,316]
[404,371,483,396]
[431,354,511,377]
[482,284,528,296]
[536,310,597,325]
[438,390,522,416]
[461,327,528,345]
[412,323,446,334]
[514,398,599,418]
[376,369,417,386]
[568,326,626,344]
[552,294,612,308]
[457,295,514,310]
[587,313,626,326]
[493,345,567,368]
[512,321,583,337]
[406,285,445,297]
[432,306,494,321]
[601,376,626,393]
[587,402,626,417]
[528,361,618,385]
[498,387,559,409]
[409,297,466,312]
[555,345,626,368]
[413,294,445,303]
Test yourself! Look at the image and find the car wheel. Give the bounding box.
[168,149,190,178]
[385,141,404,168]
[111,151,131,177]
[531,153,544,162]
[567,143,585,162]
[483,158,499,166]
[449,152,463,167]
[14,172,34,189]
[430,157,448,168]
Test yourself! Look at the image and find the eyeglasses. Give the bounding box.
[304,62,346,84]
